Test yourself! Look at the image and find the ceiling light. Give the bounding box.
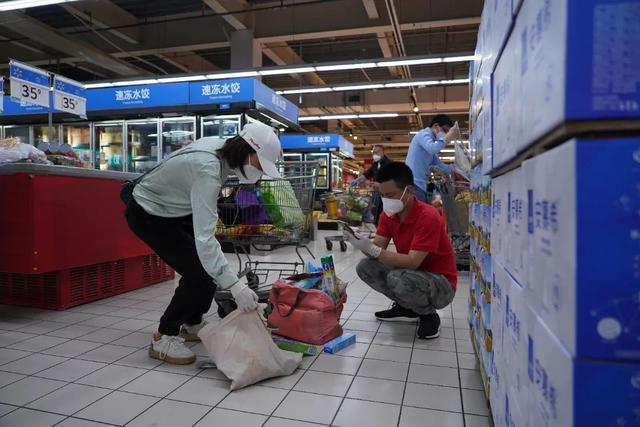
[206,71,259,79]
[358,113,399,118]
[298,116,321,121]
[409,131,419,135]
[0,0,79,11]
[280,87,333,95]
[332,84,384,91]
[84,82,113,89]
[259,67,316,76]
[443,55,477,62]
[157,75,206,83]
[320,114,358,120]
[353,136,358,140]
[111,79,158,87]
[440,78,470,85]
[377,58,443,67]
[413,106,420,113]
[384,80,440,88]
[315,62,377,72]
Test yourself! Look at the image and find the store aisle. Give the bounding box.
[0,233,489,427]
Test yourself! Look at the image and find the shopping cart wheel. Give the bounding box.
[340,241,347,252]
[217,300,237,319]
[326,240,333,251]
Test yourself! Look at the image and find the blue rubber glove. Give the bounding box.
[350,179,358,187]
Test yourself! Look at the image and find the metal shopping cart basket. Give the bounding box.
[325,188,378,251]
[213,161,319,318]
[440,172,471,270]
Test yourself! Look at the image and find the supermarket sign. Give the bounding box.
[9,60,50,108]
[90,82,189,110]
[280,134,354,157]
[53,75,86,118]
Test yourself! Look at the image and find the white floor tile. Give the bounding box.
[8,335,68,352]
[460,368,484,390]
[75,390,158,425]
[42,339,103,357]
[36,359,106,382]
[403,382,462,413]
[0,408,65,427]
[195,408,267,427]
[218,385,288,415]
[399,406,464,427]
[77,344,137,363]
[0,371,24,388]
[263,417,324,427]
[18,321,68,335]
[128,399,211,427]
[408,364,460,388]
[0,331,37,346]
[377,322,417,335]
[79,328,132,343]
[333,398,400,427]
[47,324,98,339]
[109,318,156,332]
[465,414,492,427]
[166,377,230,406]
[154,360,203,376]
[110,332,151,348]
[55,418,112,427]
[344,329,375,344]
[461,388,489,416]
[309,353,361,375]
[77,364,147,389]
[294,370,353,397]
[273,391,341,425]
[365,344,412,363]
[414,337,457,352]
[113,348,163,369]
[121,370,191,397]
[372,332,414,348]
[458,353,481,370]
[0,353,67,375]
[347,376,404,404]
[342,319,380,332]
[0,348,31,365]
[27,383,111,415]
[357,359,408,381]
[411,349,458,368]
[333,341,368,358]
[0,403,16,417]
[0,376,66,406]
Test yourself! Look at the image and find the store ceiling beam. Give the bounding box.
[0,11,142,76]
[60,0,142,45]
[202,0,248,31]
[158,51,220,73]
[362,0,380,19]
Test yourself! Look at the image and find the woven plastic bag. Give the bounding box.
[257,180,305,228]
[197,309,302,390]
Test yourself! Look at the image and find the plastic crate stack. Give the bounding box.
[473,0,640,426]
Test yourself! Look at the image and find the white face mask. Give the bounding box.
[372,154,382,162]
[381,187,407,216]
[234,164,263,184]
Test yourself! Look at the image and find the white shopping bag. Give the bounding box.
[197,308,302,390]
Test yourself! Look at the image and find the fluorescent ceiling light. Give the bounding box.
[316,62,377,72]
[298,116,321,121]
[377,58,443,67]
[320,114,358,119]
[384,80,439,88]
[409,131,419,135]
[358,113,399,118]
[206,71,259,79]
[112,79,158,86]
[443,55,477,62]
[0,0,79,11]
[440,78,470,85]
[281,87,333,95]
[332,84,384,91]
[259,67,316,76]
[157,75,206,83]
[84,82,113,89]
[441,149,455,153]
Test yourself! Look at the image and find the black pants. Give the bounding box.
[125,198,217,336]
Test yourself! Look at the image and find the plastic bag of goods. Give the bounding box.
[258,180,305,228]
[197,309,302,390]
[0,138,50,165]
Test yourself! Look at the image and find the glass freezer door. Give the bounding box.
[306,153,329,189]
[95,121,124,171]
[160,117,195,158]
[201,115,241,143]
[3,125,30,145]
[331,155,344,190]
[33,124,60,151]
[62,123,92,168]
[127,120,159,173]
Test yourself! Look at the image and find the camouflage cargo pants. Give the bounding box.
[356,258,455,315]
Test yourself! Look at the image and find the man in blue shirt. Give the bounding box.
[405,114,460,202]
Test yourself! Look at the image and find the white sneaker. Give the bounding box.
[149,335,196,365]
[179,321,207,342]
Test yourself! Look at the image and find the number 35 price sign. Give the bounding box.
[53,75,86,118]
[9,59,50,108]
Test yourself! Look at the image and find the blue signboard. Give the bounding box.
[253,79,299,125]
[89,82,189,110]
[2,95,50,115]
[189,78,253,105]
[280,133,353,157]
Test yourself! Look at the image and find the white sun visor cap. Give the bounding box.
[239,122,283,179]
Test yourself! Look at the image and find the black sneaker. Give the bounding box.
[375,303,419,322]
[417,313,441,339]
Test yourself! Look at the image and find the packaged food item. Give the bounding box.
[320,255,338,300]
[323,333,356,354]
[272,335,322,355]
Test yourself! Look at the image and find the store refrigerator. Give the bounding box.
[160,117,196,158]
[305,153,329,190]
[62,123,92,168]
[3,125,31,145]
[201,115,241,143]
[94,121,124,171]
[127,119,159,173]
[33,124,60,152]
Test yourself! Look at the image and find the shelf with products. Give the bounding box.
[95,121,124,172]
[161,117,196,158]
[127,119,159,173]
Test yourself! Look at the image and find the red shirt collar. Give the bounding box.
[387,197,421,225]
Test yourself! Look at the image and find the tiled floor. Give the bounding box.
[0,232,491,427]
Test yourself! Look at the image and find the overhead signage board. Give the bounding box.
[9,60,50,108]
[53,75,86,118]
[89,82,189,110]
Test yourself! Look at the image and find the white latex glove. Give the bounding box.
[229,281,259,312]
[445,121,462,143]
[344,230,382,258]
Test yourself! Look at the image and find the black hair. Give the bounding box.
[216,135,256,174]
[375,162,414,189]
[429,114,454,128]
[373,144,385,152]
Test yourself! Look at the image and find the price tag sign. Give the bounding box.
[9,60,50,108]
[53,75,86,118]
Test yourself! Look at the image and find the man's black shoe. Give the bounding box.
[375,303,419,322]
[417,313,441,339]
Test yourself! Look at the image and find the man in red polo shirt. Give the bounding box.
[345,162,457,339]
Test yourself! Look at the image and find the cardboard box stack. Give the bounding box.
[470,0,640,425]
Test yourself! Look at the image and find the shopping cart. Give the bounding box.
[440,172,471,270]
[213,161,319,318]
[325,188,378,251]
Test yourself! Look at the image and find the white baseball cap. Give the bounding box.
[239,122,283,179]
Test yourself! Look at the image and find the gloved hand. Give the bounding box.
[350,179,359,187]
[343,230,382,258]
[445,121,462,143]
[229,281,259,312]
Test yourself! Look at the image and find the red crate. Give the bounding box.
[0,254,174,310]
